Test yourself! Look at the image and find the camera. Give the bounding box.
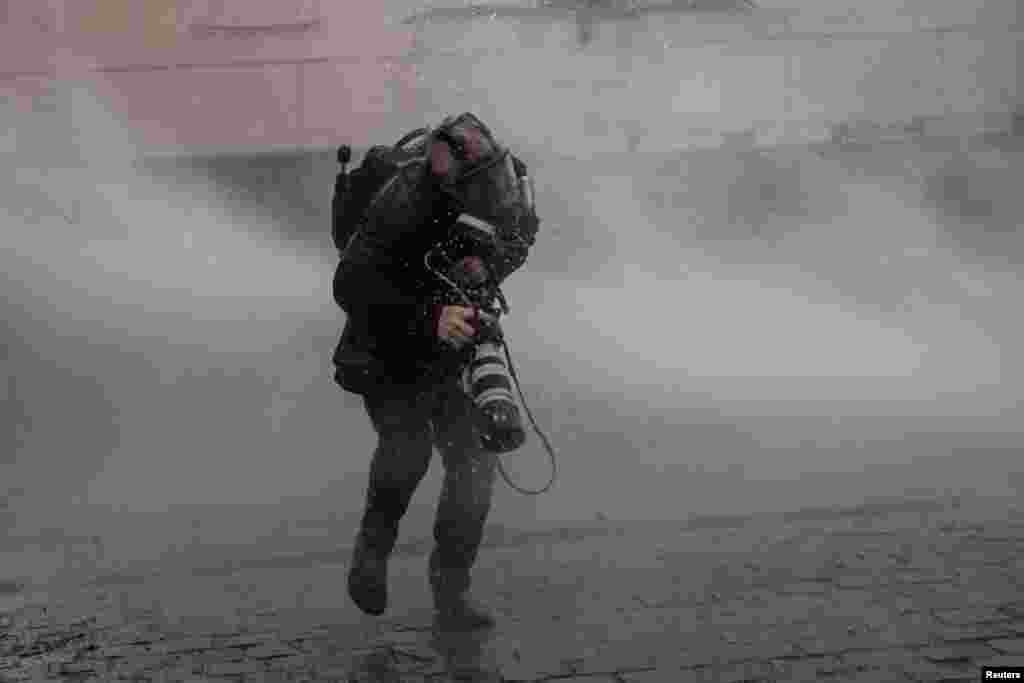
[427,213,527,455]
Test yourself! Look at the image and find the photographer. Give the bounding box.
[332,114,538,629]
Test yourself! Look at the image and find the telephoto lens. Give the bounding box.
[464,337,526,454]
[432,225,527,454]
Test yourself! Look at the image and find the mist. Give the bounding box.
[3,77,1022,585]
[2,83,352,579]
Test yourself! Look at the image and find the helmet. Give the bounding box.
[430,113,505,177]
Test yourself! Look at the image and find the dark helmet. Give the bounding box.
[430,115,532,263]
[430,113,504,174]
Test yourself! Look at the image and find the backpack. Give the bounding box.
[331,127,430,252]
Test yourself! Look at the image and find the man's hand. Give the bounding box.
[437,305,477,349]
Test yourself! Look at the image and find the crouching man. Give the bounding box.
[332,114,539,629]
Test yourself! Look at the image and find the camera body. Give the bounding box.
[429,214,526,454]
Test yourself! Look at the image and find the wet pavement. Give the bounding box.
[1,496,1022,682]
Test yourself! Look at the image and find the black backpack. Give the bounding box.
[331,127,429,252]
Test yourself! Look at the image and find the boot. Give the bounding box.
[433,589,496,631]
[347,531,389,616]
[430,554,495,630]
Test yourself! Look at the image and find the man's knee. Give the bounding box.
[433,506,490,553]
[370,428,433,486]
[361,430,433,541]
[437,452,497,523]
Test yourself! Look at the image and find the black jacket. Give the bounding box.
[332,157,537,394]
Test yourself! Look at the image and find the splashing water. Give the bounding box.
[2,80,344,526]
[507,168,1006,409]
[2,81,336,352]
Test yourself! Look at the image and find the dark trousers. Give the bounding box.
[358,375,497,596]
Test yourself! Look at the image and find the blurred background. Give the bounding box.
[2,0,1022,589]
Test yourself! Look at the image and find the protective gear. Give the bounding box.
[331,114,538,396]
[331,129,429,252]
[333,115,537,623]
[331,161,464,393]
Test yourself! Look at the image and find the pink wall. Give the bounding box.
[1,1,1020,155]
[1,1,417,150]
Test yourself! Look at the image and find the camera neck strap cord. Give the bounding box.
[424,248,475,308]
[423,248,558,496]
[497,336,559,496]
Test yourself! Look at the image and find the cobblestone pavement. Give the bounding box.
[2,497,1022,682]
